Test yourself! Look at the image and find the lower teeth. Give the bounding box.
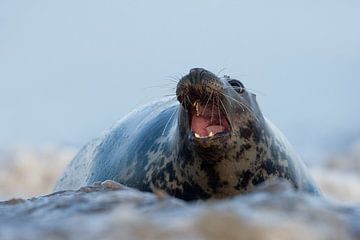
[194,132,214,138]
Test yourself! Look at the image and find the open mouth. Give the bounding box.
[190,100,230,139]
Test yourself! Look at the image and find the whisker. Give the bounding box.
[162,107,178,136]
[220,92,245,108]
[202,91,213,116]
[246,88,265,96]
[162,94,177,98]
[164,75,180,83]
[136,97,176,128]
[219,98,232,130]
[219,92,245,112]
[181,95,186,108]
[211,94,215,123]
[183,95,191,112]
[166,79,178,83]
[217,94,222,127]
[217,68,227,77]
[222,85,263,96]
[219,92,260,123]
[186,95,191,106]
[143,83,175,89]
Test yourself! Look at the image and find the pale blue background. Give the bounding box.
[0,1,359,158]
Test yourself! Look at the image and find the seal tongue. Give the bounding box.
[191,115,210,136]
[191,101,229,137]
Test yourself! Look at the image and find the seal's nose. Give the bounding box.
[189,68,205,76]
[176,68,224,105]
[186,68,220,85]
[188,68,207,83]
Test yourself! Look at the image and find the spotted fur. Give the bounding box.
[55,68,319,200]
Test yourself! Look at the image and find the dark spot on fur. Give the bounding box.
[165,162,177,182]
[244,143,252,150]
[235,170,253,190]
[177,181,210,201]
[235,143,253,161]
[252,172,265,185]
[246,120,261,144]
[200,160,221,192]
[262,158,277,175]
[240,127,252,140]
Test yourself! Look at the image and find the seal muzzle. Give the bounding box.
[176,68,231,139]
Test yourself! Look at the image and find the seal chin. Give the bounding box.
[189,99,231,139]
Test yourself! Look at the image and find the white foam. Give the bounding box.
[0,145,77,200]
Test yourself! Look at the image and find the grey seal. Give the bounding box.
[55,68,319,200]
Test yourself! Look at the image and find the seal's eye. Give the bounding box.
[228,80,245,94]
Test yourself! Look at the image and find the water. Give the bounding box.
[0,142,359,239]
[0,180,359,240]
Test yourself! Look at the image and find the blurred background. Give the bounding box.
[0,0,359,201]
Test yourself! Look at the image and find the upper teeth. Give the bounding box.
[194,101,200,116]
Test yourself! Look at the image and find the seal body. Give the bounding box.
[55,68,319,200]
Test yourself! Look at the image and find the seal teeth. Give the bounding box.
[209,131,214,137]
[193,100,200,116]
[194,133,201,138]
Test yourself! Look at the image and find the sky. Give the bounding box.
[0,0,359,152]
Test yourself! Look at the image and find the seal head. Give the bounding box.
[176,68,263,148]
